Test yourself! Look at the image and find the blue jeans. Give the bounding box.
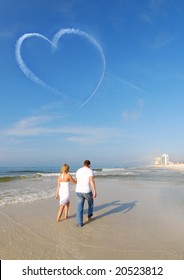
[76,192,93,225]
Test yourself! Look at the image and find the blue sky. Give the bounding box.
[1,0,184,167]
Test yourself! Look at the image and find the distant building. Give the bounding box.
[155,156,162,165]
[161,154,169,165]
[155,154,169,165]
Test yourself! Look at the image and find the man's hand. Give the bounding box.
[90,176,97,198]
[93,191,97,199]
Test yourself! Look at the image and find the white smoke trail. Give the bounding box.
[15,33,62,96]
[15,28,106,106]
[52,28,106,107]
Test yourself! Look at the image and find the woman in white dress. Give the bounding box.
[55,164,77,222]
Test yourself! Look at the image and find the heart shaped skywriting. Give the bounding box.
[15,28,106,107]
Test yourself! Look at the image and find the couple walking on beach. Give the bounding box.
[55,160,97,227]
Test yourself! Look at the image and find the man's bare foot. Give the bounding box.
[86,216,91,222]
[64,216,69,220]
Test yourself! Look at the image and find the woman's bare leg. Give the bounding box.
[57,205,65,222]
[64,202,70,219]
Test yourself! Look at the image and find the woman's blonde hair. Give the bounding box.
[61,164,69,173]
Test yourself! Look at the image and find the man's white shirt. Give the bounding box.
[76,166,94,193]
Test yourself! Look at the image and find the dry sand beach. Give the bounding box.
[156,163,184,171]
[1,166,184,260]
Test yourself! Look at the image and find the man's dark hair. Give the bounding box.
[84,160,91,166]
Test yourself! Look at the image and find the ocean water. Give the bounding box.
[0,165,184,208]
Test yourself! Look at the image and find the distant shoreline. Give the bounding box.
[154,163,184,171]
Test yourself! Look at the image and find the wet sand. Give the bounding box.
[0,178,184,260]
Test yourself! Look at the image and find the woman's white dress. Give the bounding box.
[59,174,70,206]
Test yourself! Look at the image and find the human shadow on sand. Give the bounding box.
[90,200,138,220]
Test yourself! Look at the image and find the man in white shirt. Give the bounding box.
[76,160,97,227]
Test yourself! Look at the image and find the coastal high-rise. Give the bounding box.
[155,154,169,165]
